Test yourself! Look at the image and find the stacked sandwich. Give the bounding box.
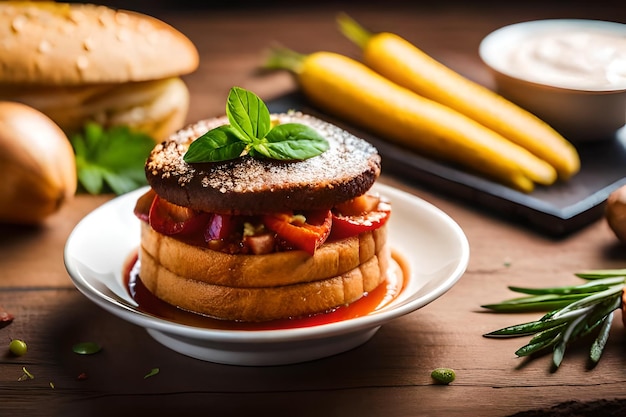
[134,92,392,322]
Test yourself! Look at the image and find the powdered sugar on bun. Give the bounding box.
[145,112,381,214]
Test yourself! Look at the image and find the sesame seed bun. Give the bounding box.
[0,1,198,85]
[0,1,199,141]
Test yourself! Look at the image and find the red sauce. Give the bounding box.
[123,250,408,331]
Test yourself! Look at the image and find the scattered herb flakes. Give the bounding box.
[144,368,160,379]
[70,122,155,195]
[72,341,102,355]
[18,366,34,381]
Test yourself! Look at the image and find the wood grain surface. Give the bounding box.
[1,2,626,416]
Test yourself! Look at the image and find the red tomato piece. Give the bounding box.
[333,193,381,216]
[149,195,209,235]
[330,196,391,240]
[263,210,332,255]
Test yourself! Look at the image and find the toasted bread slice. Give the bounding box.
[140,221,387,287]
[145,112,381,214]
[139,243,390,322]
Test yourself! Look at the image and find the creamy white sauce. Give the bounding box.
[506,29,626,90]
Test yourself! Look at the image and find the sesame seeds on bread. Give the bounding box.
[0,1,198,86]
[145,112,382,215]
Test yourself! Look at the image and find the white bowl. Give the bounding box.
[479,19,626,142]
[64,183,470,366]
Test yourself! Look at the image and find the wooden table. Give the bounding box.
[2,2,626,416]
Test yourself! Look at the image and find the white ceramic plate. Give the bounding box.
[64,183,469,366]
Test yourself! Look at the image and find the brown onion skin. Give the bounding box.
[0,101,77,224]
[606,185,626,244]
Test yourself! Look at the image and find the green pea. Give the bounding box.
[431,367,455,384]
[9,339,27,356]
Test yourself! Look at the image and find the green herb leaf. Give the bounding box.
[227,86,271,140]
[590,313,613,363]
[482,270,625,370]
[184,125,248,163]
[575,269,626,279]
[183,87,328,163]
[144,368,160,379]
[70,123,155,195]
[72,341,102,355]
[260,123,329,160]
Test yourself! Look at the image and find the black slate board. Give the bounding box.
[268,92,626,237]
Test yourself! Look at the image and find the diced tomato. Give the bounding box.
[148,195,210,236]
[133,189,157,222]
[244,233,276,255]
[330,195,391,240]
[263,210,332,255]
[333,193,381,216]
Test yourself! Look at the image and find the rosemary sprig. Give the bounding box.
[482,269,625,370]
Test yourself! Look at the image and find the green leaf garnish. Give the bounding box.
[184,86,328,163]
[182,125,247,162]
[70,123,155,195]
[144,368,160,379]
[72,341,102,355]
[482,269,625,370]
[227,86,271,140]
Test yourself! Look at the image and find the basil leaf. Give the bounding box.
[226,86,271,140]
[184,125,247,162]
[262,123,329,160]
[70,123,155,195]
[75,163,105,195]
[183,87,329,163]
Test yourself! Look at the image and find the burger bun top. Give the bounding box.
[0,1,199,86]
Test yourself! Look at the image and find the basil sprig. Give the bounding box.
[70,123,155,195]
[184,87,328,163]
[482,269,625,370]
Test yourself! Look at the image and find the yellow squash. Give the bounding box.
[337,14,580,180]
[265,48,557,193]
